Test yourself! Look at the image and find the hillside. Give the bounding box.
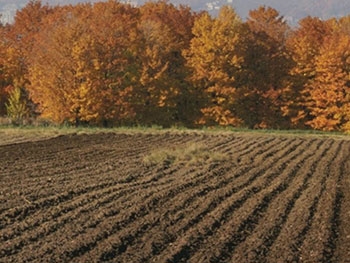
[1,0,350,25]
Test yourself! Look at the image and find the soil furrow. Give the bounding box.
[84,137,292,262]
[334,141,350,262]
[1,132,348,263]
[3,160,230,261]
[0,161,189,257]
[180,139,322,261]
[0,132,194,224]
[113,138,292,261]
[265,139,336,262]
[204,139,327,263]
[232,139,339,262]
[299,141,346,262]
[153,138,313,262]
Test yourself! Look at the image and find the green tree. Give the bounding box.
[6,86,29,124]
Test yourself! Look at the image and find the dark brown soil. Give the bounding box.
[0,132,349,262]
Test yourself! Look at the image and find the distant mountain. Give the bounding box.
[172,0,350,24]
[1,0,350,25]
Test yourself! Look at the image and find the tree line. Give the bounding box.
[0,0,349,131]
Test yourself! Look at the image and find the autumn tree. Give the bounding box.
[2,0,349,131]
[305,22,350,131]
[184,6,246,126]
[0,23,25,117]
[83,1,141,126]
[26,2,140,125]
[0,1,53,118]
[137,1,196,127]
[285,16,333,127]
[27,6,91,123]
[238,6,293,128]
[0,23,7,116]
[8,0,53,86]
[335,15,350,35]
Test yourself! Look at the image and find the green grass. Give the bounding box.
[198,125,350,138]
[0,122,349,146]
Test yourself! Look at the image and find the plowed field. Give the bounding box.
[1,131,349,262]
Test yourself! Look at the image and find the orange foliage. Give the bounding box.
[27,2,140,125]
[0,1,349,131]
[283,17,334,127]
[305,32,350,131]
[238,6,293,129]
[136,1,196,127]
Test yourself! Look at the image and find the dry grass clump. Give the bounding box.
[143,142,229,167]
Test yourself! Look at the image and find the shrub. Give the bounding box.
[6,86,29,125]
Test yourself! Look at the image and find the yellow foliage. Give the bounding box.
[184,6,245,126]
